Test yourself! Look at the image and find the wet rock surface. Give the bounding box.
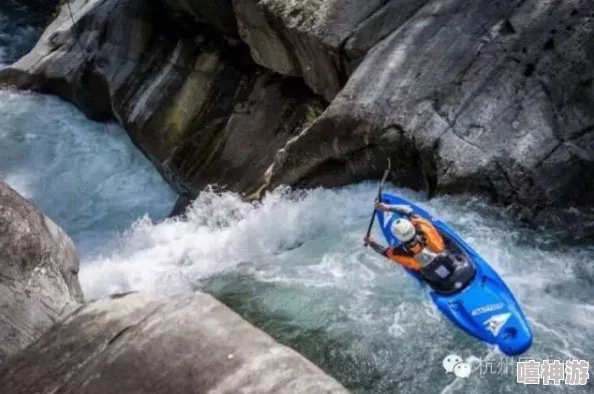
[1,0,593,230]
[0,291,350,394]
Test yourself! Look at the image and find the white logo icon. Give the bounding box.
[443,354,472,378]
[453,362,472,378]
[443,354,463,373]
[484,312,511,336]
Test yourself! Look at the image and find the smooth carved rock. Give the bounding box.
[2,0,594,232]
[0,292,350,394]
[0,0,324,196]
[261,0,594,228]
[234,0,385,100]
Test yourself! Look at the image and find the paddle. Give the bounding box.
[365,158,392,246]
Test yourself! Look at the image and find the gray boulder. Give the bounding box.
[0,181,83,364]
[2,0,594,231]
[0,0,324,196]
[0,291,350,394]
[260,0,594,226]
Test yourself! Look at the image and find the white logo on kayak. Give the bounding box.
[484,312,511,336]
[471,303,504,316]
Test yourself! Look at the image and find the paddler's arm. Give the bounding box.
[374,202,417,217]
[364,236,389,256]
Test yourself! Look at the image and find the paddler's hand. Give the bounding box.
[393,204,414,215]
[374,202,388,211]
[363,236,372,246]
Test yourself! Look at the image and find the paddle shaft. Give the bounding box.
[365,159,391,244]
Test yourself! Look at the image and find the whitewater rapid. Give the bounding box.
[1,87,592,394]
[2,3,593,393]
[80,185,593,394]
[0,0,45,66]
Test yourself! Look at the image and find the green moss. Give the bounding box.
[161,51,221,149]
[304,104,323,127]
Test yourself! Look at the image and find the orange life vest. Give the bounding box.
[385,217,445,271]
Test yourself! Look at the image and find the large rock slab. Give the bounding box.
[0,181,83,364]
[261,0,594,227]
[0,0,324,196]
[0,291,350,394]
[233,0,384,100]
[2,0,594,232]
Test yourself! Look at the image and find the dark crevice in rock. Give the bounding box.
[523,63,535,77]
[420,151,438,198]
[107,325,135,345]
[499,19,517,35]
[110,291,139,300]
[450,128,486,153]
[535,141,563,168]
[493,160,519,200]
[152,0,238,36]
[566,123,594,141]
[337,0,392,62]
[484,176,502,202]
[293,144,382,189]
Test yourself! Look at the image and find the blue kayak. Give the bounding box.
[375,193,532,356]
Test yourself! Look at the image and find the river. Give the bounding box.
[1,2,592,393]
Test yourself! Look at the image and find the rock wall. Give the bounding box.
[0,0,325,197]
[0,181,83,364]
[0,291,350,394]
[257,0,594,228]
[1,0,593,230]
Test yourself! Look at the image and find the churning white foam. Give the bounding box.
[80,185,379,299]
[79,184,594,371]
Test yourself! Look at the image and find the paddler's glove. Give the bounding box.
[374,202,388,211]
[375,203,414,216]
[390,204,414,216]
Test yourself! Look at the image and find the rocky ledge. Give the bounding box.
[1,0,593,234]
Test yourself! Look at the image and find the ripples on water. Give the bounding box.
[0,0,53,66]
[80,185,594,394]
[2,2,593,393]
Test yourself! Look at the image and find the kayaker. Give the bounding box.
[364,202,472,291]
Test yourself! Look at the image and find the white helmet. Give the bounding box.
[391,218,416,243]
